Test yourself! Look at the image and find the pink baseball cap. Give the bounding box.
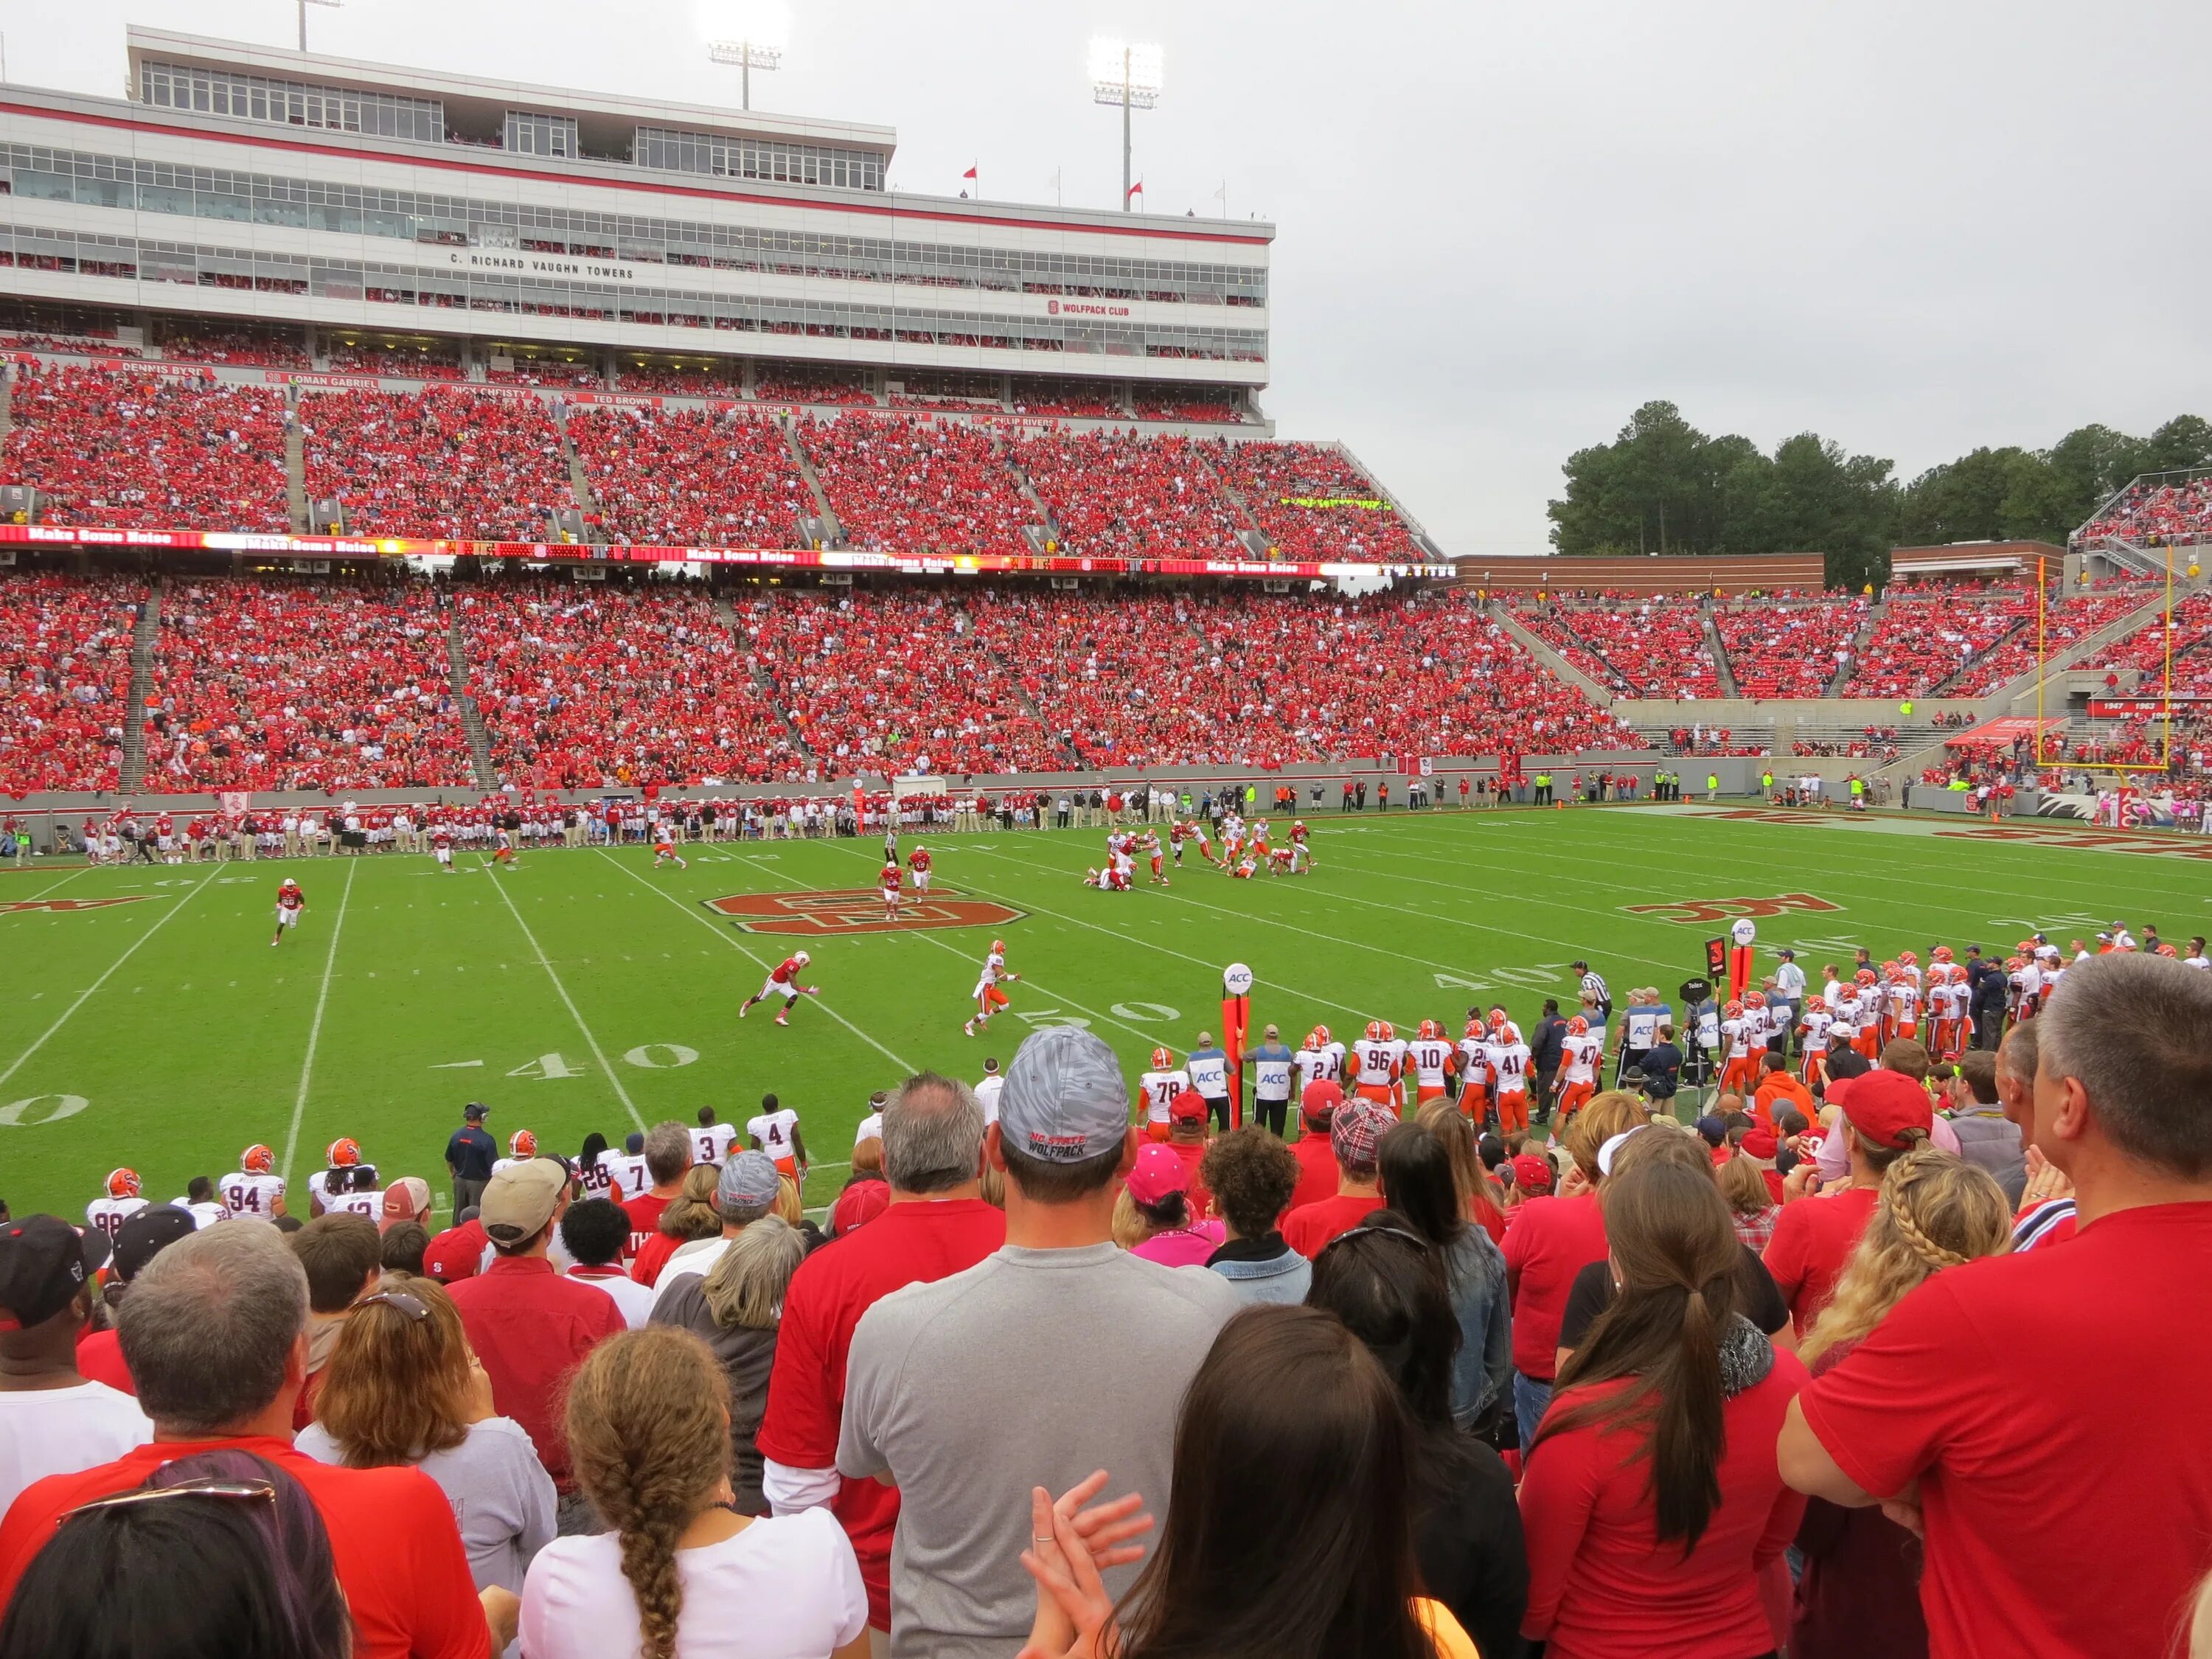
[1125,1144,1192,1207]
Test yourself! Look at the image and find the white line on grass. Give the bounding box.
[15,864,90,902]
[0,865,221,1093]
[591,848,917,1074]
[279,859,358,1183]
[742,849,1173,1049]
[480,855,647,1134]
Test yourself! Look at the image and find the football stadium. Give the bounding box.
[1,13,2211,1659]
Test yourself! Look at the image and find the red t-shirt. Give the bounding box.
[0,1435,484,1659]
[623,1191,671,1256]
[1281,1192,1384,1259]
[446,1256,627,1491]
[756,1197,1006,1631]
[1520,1358,1809,1656]
[1164,1138,1213,1219]
[1762,1185,1879,1332]
[627,1230,681,1287]
[1287,1134,1341,1213]
[1501,1192,1609,1381]
[74,1327,133,1394]
[1801,1203,2212,1659]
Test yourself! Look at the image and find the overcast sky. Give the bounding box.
[15,0,2212,554]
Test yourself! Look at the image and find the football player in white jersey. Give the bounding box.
[1405,1020,1458,1107]
[220,1143,288,1220]
[491,1129,540,1180]
[176,1177,226,1229]
[1294,1024,1346,1094]
[965,939,1019,1037]
[1138,1046,1190,1142]
[87,1169,149,1242]
[1797,996,1836,1087]
[311,1138,382,1220]
[1481,1017,1534,1135]
[692,1107,738,1169]
[748,1093,807,1182]
[1557,1015,1604,1120]
[1352,1020,1407,1112]
[592,1132,648,1205]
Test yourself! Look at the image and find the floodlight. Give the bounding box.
[298,0,341,52]
[701,0,790,107]
[1088,39,1164,211]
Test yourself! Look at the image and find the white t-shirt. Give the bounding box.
[972,1075,1004,1124]
[0,1380,153,1514]
[653,1237,734,1296]
[519,1506,867,1659]
[566,1266,661,1330]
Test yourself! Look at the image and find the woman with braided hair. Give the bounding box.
[518,1326,869,1659]
[1517,1158,1809,1658]
[1790,1151,2011,1659]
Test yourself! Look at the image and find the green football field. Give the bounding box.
[3,803,2206,1227]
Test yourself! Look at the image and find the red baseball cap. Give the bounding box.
[1739,1127,1779,1161]
[1509,1152,1554,1194]
[1169,1088,1209,1124]
[1829,1071,1935,1151]
[1300,1079,1344,1118]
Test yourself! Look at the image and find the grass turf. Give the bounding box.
[2,804,2205,1226]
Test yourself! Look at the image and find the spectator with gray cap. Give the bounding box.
[446,1158,626,1528]
[839,1024,1237,1659]
[0,1215,150,1512]
[646,1150,787,1298]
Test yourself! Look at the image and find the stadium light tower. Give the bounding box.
[1088,38,1162,212]
[702,0,789,109]
[298,0,341,53]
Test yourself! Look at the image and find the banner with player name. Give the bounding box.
[0,524,1452,584]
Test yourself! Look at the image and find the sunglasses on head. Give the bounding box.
[357,1289,431,1321]
[64,1476,276,1520]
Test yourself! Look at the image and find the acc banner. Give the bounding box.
[1221,961,1253,1130]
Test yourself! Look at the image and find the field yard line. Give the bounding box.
[480,856,647,1134]
[592,849,917,1074]
[279,859,358,1183]
[17,865,90,901]
[784,845,1188,1048]
[0,865,220,1093]
[948,844,1386,1021]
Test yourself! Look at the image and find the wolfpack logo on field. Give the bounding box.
[0,897,155,914]
[1624,893,1841,925]
[706,888,1025,936]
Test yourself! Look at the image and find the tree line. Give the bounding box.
[1545,400,2212,589]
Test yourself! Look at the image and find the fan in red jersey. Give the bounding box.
[740,950,818,1027]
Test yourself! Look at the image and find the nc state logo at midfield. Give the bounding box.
[704,888,1024,936]
[0,897,154,914]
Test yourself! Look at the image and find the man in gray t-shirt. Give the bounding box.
[839,1027,1238,1659]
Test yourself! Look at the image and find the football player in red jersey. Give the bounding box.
[879,858,903,921]
[740,950,818,1026]
[908,843,933,895]
[271,877,305,947]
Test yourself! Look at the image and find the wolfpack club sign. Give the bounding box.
[705,888,1023,936]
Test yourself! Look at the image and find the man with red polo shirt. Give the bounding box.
[1764,1069,1932,1334]
[1288,1079,1345,1210]
[447,1158,625,1525]
[1281,1098,1392,1257]
[757,1072,1004,1646]
[1781,953,2212,1659]
[0,1222,501,1659]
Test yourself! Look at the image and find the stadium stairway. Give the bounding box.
[714,594,817,762]
[0,365,13,443]
[993,434,1059,552]
[282,406,309,534]
[560,417,601,525]
[1487,600,1614,703]
[444,616,498,790]
[1331,439,1449,560]
[1826,598,1885,695]
[1703,611,1740,698]
[782,421,842,545]
[119,580,161,792]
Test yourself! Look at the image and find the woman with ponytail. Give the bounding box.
[1517,1160,1809,1658]
[1790,1150,2010,1659]
[519,1326,869,1659]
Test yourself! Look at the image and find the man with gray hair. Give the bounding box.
[839,1027,1239,1658]
[622,1119,694,1256]
[1781,952,2212,1659]
[0,1222,510,1658]
[647,1149,784,1295]
[758,1071,1006,1652]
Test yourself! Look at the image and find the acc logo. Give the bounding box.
[0,897,154,914]
[1624,894,1840,926]
[705,888,1024,936]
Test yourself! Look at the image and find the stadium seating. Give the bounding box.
[1013,430,1245,557]
[484,359,604,389]
[156,324,310,369]
[1133,388,1245,424]
[142,578,473,793]
[0,573,139,793]
[1514,598,1722,699]
[1007,380,1124,419]
[2078,474,2212,548]
[800,413,1035,557]
[1210,442,1424,563]
[4,368,290,532]
[569,406,810,548]
[755,366,875,407]
[2086,592,2212,694]
[324,341,467,380]
[1843,588,2027,698]
[462,582,804,787]
[300,388,574,540]
[610,364,740,396]
[1714,594,1866,698]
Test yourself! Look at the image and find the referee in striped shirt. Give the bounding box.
[1573,961,1612,1023]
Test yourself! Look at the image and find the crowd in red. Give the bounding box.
[570,406,810,549]
[484,359,604,389]
[462,582,803,789]
[324,343,467,380]
[608,364,739,396]
[0,574,137,792]
[143,578,473,793]
[1513,598,1721,699]
[2076,473,2212,547]
[2084,591,2212,695]
[1211,441,1424,563]
[1133,389,1245,424]
[1715,595,1865,698]
[1007,380,1124,419]
[802,414,1034,557]
[4,369,289,532]
[1014,430,1247,557]
[300,389,573,541]
[155,325,310,369]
